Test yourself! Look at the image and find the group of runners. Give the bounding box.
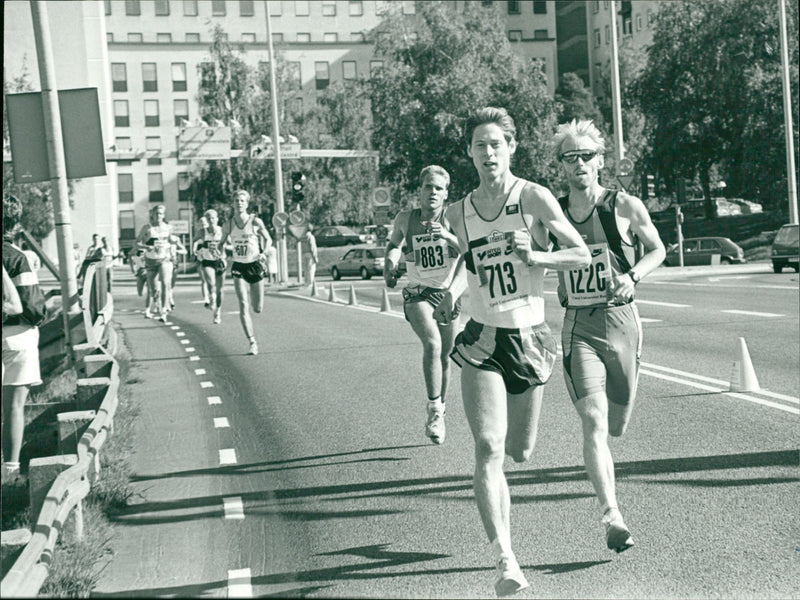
[384,107,666,597]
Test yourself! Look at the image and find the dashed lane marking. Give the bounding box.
[189,355,200,361]
[180,340,190,345]
[219,448,237,465]
[207,396,222,405]
[636,299,692,308]
[176,331,186,337]
[227,568,252,597]
[185,347,195,352]
[222,497,245,520]
[170,326,180,330]
[200,381,214,388]
[721,309,784,318]
[194,368,206,375]
[214,417,230,428]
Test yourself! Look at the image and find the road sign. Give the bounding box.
[249,142,301,160]
[178,126,231,160]
[171,220,190,235]
[272,212,289,229]
[287,209,309,239]
[373,206,391,226]
[617,174,635,190]
[618,157,634,177]
[373,187,391,207]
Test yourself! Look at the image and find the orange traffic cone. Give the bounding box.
[729,337,760,392]
[348,285,358,306]
[380,287,392,312]
[328,282,338,303]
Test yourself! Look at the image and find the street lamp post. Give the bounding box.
[778,0,798,224]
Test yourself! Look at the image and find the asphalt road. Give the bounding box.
[93,262,799,598]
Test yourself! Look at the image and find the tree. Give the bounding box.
[368,2,561,205]
[555,72,606,127]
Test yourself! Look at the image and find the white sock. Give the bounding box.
[491,536,514,563]
[2,462,20,473]
[427,397,443,410]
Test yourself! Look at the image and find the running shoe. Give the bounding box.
[213,309,221,324]
[159,312,168,323]
[144,308,153,319]
[494,556,529,597]
[425,403,446,445]
[603,508,634,553]
[204,301,211,309]
[248,341,259,355]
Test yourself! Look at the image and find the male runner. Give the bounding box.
[551,119,665,552]
[222,190,272,355]
[384,165,464,445]
[434,107,590,597]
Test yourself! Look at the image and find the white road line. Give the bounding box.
[639,317,662,323]
[180,339,190,345]
[214,417,230,428]
[189,355,200,361]
[640,368,799,415]
[200,381,214,389]
[227,568,252,597]
[185,347,195,352]
[176,331,185,337]
[190,300,206,304]
[219,448,237,465]
[164,321,173,325]
[170,326,180,330]
[650,281,797,291]
[194,368,206,375]
[222,497,245,520]
[721,309,784,318]
[636,299,691,308]
[207,396,222,405]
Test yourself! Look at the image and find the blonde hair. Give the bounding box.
[552,119,606,157]
[204,209,218,220]
[419,165,450,188]
[232,189,250,203]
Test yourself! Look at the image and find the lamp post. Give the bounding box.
[778,0,798,224]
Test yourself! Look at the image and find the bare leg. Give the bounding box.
[575,392,617,512]
[405,301,443,399]
[233,276,254,341]
[2,385,30,464]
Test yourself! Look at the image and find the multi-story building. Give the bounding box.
[4,0,661,258]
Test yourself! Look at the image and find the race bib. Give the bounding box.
[411,234,455,276]
[471,231,529,313]
[234,241,250,258]
[564,243,611,307]
[153,238,169,259]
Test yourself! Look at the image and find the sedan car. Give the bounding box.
[663,236,745,266]
[315,225,367,247]
[331,247,385,280]
[771,223,799,273]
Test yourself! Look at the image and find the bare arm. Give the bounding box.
[136,225,151,250]
[255,218,272,252]
[384,211,408,286]
[2,265,23,317]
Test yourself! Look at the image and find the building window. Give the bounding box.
[127,33,143,42]
[594,28,601,47]
[287,62,301,90]
[115,136,132,151]
[636,14,643,31]
[322,0,336,16]
[114,100,129,127]
[178,173,192,202]
[157,33,172,43]
[242,33,256,42]
[315,61,330,90]
[593,1,599,13]
[533,0,546,14]
[402,0,415,14]
[174,99,189,126]
[295,1,309,16]
[107,33,114,43]
[507,1,520,15]
[211,0,226,16]
[186,33,200,42]
[119,210,136,239]
[148,173,164,203]
[605,25,610,44]
[111,63,127,92]
[604,1,610,8]
[349,1,363,16]
[323,33,338,43]
[240,0,255,16]
[142,63,158,92]
[199,62,216,88]
[534,29,548,39]
[270,0,282,16]
[272,33,284,43]
[342,61,357,80]
[183,0,198,16]
[297,32,311,42]
[481,0,493,5]
[125,0,141,16]
[144,100,160,127]
[118,174,134,203]
[370,60,383,78]
[508,30,522,42]
[154,0,169,16]
[104,0,112,15]
[351,32,365,42]
[146,136,162,165]
[171,63,187,92]
[647,9,654,26]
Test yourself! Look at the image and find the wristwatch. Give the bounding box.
[628,269,641,285]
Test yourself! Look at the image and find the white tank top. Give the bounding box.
[198,226,224,261]
[461,178,545,328]
[229,215,260,263]
[403,209,459,289]
[144,223,172,261]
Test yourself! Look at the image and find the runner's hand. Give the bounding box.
[433,291,454,324]
[511,229,535,265]
[384,262,398,288]
[608,273,635,303]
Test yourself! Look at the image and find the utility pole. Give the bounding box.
[30,0,78,361]
[778,0,798,224]
[264,1,288,282]
[609,0,625,167]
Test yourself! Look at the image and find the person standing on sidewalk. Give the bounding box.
[2,195,47,484]
[301,227,318,287]
[551,119,665,553]
[384,165,464,445]
[222,190,272,355]
[433,107,590,596]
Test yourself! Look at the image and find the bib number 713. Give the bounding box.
[484,262,517,299]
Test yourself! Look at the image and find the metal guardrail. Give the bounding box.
[1,264,120,598]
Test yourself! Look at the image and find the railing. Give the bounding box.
[1,263,120,598]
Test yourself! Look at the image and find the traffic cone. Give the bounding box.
[729,337,760,392]
[310,279,318,297]
[380,287,392,312]
[348,285,358,306]
[328,282,338,303]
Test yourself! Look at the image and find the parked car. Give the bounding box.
[330,247,385,280]
[728,198,763,214]
[714,198,743,217]
[315,225,367,247]
[663,237,745,266]
[360,225,378,245]
[771,223,799,273]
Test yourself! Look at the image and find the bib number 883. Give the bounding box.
[419,245,444,269]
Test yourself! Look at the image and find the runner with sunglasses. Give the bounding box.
[551,119,665,553]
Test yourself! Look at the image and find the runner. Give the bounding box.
[166,236,186,313]
[551,119,665,553]
[128,247,150,312]
[222,190,272,355]
[193,215,211,307]
[433,107,590,597]
[136,205,185,322]
[195,209,226,324]
[384,165,464,445]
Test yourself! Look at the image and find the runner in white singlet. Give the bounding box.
[136,205,185,322]
[384,165,465,445]
[433,107,590,597]
[194,210,226,324]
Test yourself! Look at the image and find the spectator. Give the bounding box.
[266,244,278,284]
[100,236,115,292]
[77,233,103,284]
[301,226,318,287]
[2,195,47,484]
[2,266,23,319]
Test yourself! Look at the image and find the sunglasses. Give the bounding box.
[560,151,599,164]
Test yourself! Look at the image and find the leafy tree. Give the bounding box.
[368,2,561,206]
[555,72,606,128]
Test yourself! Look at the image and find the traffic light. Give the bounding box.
[291,171,306,203]
[646,174,655,199]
